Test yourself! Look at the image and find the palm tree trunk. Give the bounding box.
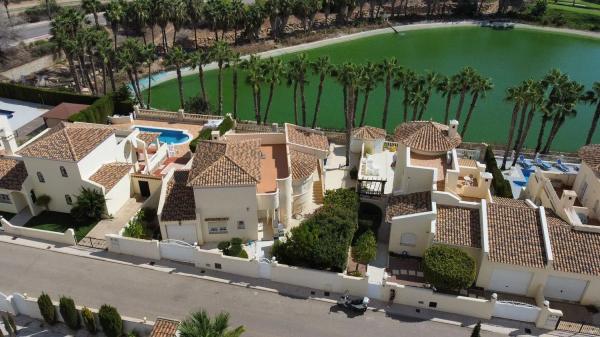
[585,103,600,145]
[4,3,11,25]
[501,103,520,170]
[107,58,117,92]
[253,87,260,123]
[161,26,168,52]
[133,71,143,105]
[300,78,307,126]
[512,106,536,167]
[146,64,152,108]
[264,83,275,124]
[88,54,99,95]
[352,87,359,127]
[512,103,529,151]
[411,103,419,121]
[172,26,178,46]
[402,88,409,122]
[233,67,238,119]
[343,86,351,167]
[101,61,107,95]
[193,27,198,50]
[112,28,118,50]
[311,75,325,128]
[293,81,298,125]
[217,64,223,115]
[198,68,207,103]
[78,55,94,94]
[382,76,391,129]
[66,54,82,93]
[542,116,562,153]
[455,89,466,121]
[127,70,142,105]
[418,93,431,120]
[176,67,185,109]
[359,90,370,127]
[460,91,479,138]
[534,114,549,153]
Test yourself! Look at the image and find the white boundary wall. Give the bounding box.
[0,292,154,336]
[0,218,76,246]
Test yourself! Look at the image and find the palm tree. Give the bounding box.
[117,38,146,104]
[179,310,244,337]
[293,0,322,32]
[286,62,300,125]
[332,63,359,167]
[292,54,310,126]
[230,0,246,44]
[210,41,232,115]
[230,53,241,119]
[124,0,150,44]
[142,43,157,108]
[502,85,527,170]
[82,0,102,27]
[453,67,476,121]
[378,57,399,130]
[511,80,544,167]
[583,82,600,145]
[357,62,381,127]
[51,8,85,93]
[542,81,584,153]
[163,45,189,109]
[263,58,285,124]
[535,68,568,153]
[155,0,172,51]
[189,49,211,104]
[96,30,116,93]
[416,71,439,120]
[436,75,458,124]
[105,0,125,50]
[242,55,265,124]
[461,75,493,138]
[394,68,416,122]
[170,0,188,46]
[188,0,204,49]
[310,56,332,128]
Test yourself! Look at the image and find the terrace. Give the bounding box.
[258,144,289,193]
[410,152,447,190]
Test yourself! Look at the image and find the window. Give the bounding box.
[65,195,72,205]
[209,226,228,234]
[206,218,228,234]
[30,190,37,203]
[60,166,68,177]
[237,221,246,230]
[400,233,417,246]
[580,182,588,201]
[0,194,10,204]
[36,172,45,183]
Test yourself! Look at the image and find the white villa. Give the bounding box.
[0,118,168,217]
[157,123,329,244]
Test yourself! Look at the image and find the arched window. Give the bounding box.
[400,233,417,246]
[36,172,45,183]
[60,166,68,177]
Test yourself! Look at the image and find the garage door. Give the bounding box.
[489,269,533,295]
[544,276,588,302]
[165,224,197,244]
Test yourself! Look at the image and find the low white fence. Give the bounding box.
[0,218,76,246]
[0,291,154,336]
[135,108,222,125]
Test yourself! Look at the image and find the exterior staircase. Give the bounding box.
[313,164,324,205]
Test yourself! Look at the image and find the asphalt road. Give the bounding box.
[7,14,106,46]
[0,242,504,337]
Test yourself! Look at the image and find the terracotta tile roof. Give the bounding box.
[161,170,196,222]
[435,206,481,248]
[394,121,461,153]
[386,191,432,222]
[492,196,531,208]
[0,158,28,191]
[546,210,600,276]
[486,203,546,268]
[285,124,328,151]
[579,144,600,177]
[18,122,114,162]
[150,318,180,337]
[42,103,89,120]
[137,132,160,145]
[458,158,477,168]
[89,163,131,192]
[290,149,317,180]
[352,126,386,140]
[187,139,261,187]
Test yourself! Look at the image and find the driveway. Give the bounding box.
[81,197,143,248]
[0,242,506,337]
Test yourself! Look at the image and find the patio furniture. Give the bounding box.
[536,158,551,171]
[555,159,570,173]
[518,155,532,170]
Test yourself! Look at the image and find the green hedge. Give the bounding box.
[484,146,513,198]
[189,115,235,152]
[423,245,476,291]
[0,83,98,106]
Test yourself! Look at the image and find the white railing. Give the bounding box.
[384,141,399,150]
[146,144,168,173]
[136,108,223,124]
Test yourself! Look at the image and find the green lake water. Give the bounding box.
[146,26,600,152]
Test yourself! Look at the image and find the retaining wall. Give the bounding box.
[0,218,76,246]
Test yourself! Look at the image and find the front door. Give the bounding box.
[138,181,151,197]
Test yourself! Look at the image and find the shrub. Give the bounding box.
[69,94,115,124]
[530,0,547,17]
[238,250,249,259]
[349,166,358,180]
[123,216,145,239]
[218,241,231,253]
[81,307,97,334]
[35,194,51,210]
[6,313,16,333]
[484,147,513,198]
[59,296,80,330]
[351,231,377,271]
[37,292,57,325]
[189,115,236,152]
[230,237,243,246]
[184,95,211,114]
[98,305,122,337]
[323,188,359,215]
[0,82,98,106]
[70,188,107,223]
[423,245,476,291]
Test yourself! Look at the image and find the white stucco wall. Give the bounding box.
[389,207,437,256]
[104,171,133,215]
[573,163,600,219]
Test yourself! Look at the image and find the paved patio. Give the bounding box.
[324,144,357,191]
[82,197,144,245]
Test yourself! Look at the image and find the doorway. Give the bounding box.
[138,180,151,198]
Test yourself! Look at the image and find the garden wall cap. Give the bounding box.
[352,126,387,140]
[578,144,600,177]
[0,158,28,191]
[394,121,461,153]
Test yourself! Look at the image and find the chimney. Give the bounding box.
[448,120,459,138]
[210,130,220,140]
[481,172,493,190]
[560,190,577,209]
[0,117,17,155]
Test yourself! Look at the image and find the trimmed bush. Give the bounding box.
[81,307,97,334]
[323,188,359,215]
[189,115,235,152]
[423,245,476,291]
[69,94,115,124]
[59,296,80,330]
[471,321,482,337]
[37,292,57,325]
[484,147,513,198]
[0,82,98,106]
[98,305,122,337]
[230,237,243,246]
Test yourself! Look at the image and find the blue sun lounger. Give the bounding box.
[536,158,551,171]
[555,159,570,173]
[518,155,532,170]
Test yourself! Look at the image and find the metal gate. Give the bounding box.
[492,301,540,323]
[159,239,196,263]
[557,321,600,335]
[78,237,107,250]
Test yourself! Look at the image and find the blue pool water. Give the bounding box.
[135,126,190,145]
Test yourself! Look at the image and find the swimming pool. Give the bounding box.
[134,126,191,145]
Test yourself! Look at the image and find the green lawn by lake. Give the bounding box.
[146,26,600,152]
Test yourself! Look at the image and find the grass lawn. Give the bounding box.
[24,211,98,241]
[548,3,600,16]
